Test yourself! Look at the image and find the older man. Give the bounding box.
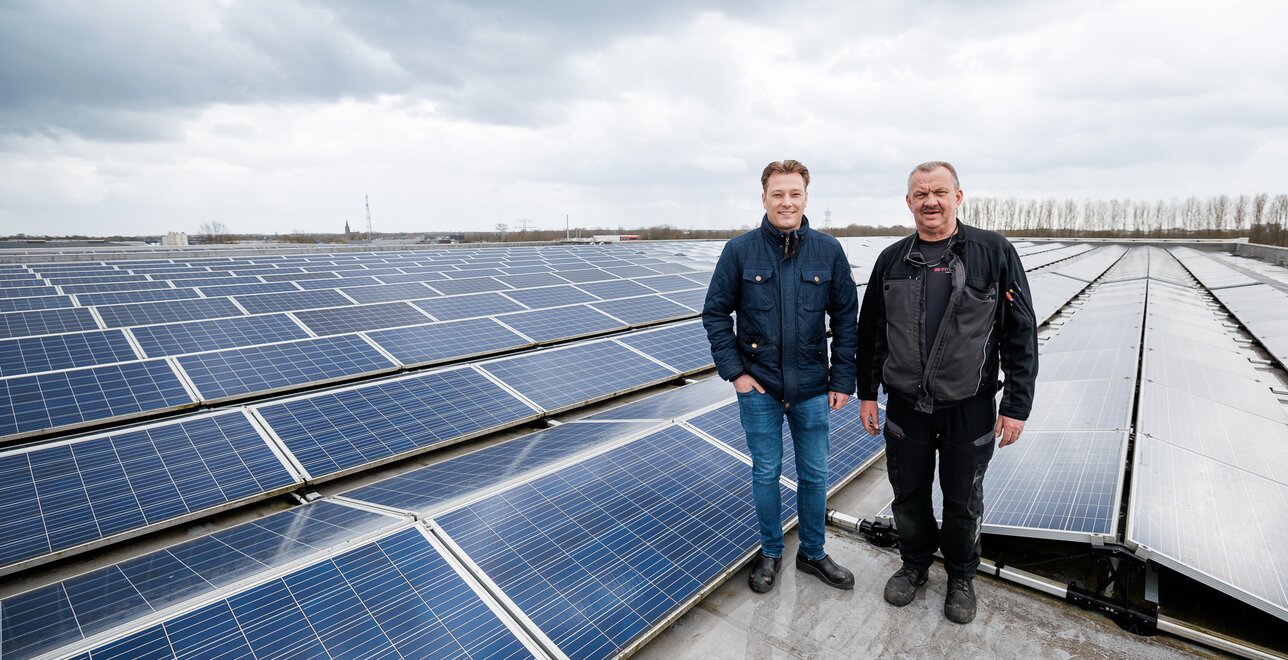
[703,159,859,593]
[857,161,1037,623]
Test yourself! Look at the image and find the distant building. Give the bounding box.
[344,220,351,237]
[161,231,188,246]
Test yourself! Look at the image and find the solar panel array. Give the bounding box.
[1172,247,1288,372]
[3,244,714,442]
[1128,248,1288,621]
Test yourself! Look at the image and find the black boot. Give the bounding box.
[749,553,782,593]
[795,554,855,590]
[883,566,928,607]
[944,577,977,623]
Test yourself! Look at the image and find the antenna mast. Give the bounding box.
[364,195,373,242]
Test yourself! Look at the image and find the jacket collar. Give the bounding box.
[759,214,810,242]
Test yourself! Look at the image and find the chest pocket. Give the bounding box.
[800,268,832,311]
[741,268,776,310]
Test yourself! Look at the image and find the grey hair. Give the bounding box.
[907,161,960,191]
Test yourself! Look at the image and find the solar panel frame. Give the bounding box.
[0,329,139,377]
[128,313,312,357]
[175,334,399,403]
[477,339,678,414]
[501,285,599,309]
[233,288,353,314]
[0,410,300,577]
[364,317,533,367]
[94,297,244,328]
[614,320,714,374]
[0,294,75,313]
[292,301,433,336]
[195,280,301,297]
[251,365,542,481]
[494,305,627,343]
[339,281,439,304]
[411,291,529,321]
[0,358,198,441]
[590,294,697,326]
[0,307,100,339]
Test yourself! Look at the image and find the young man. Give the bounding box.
[703,160,859,593]
[857,161,1038,623]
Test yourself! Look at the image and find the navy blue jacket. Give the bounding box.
[703,216,859,404]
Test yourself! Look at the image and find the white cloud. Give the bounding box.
[2,0,1286,236]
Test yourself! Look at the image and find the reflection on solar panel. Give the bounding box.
[340,282,437,304]
[574,279,655,300]
[0,411,297,576]
[631,274,699,294]
[0,307,99,339]
[0,294,74,313]
[426,276,512,295]
[95,297,243,328]
[478,340,676,413]
[343,420,660,514]
[254,367,539,480]
[293,301,430,335]
[365,317,531,366]
[436,426,794,660]
[615,321,713,374]
[196,281,301,297]
[176,334,396,401]
[412,291,528,321]
[591,294,696,325]
[661,288,708,311]
[0,330,138,377]
[0,360,195,438]
[587,377,732,421]
[234,289,352,314]
[496,305,625,343]
[73,288,200,306]
[502,285,598,309]
[129,313,311,357]
[75,526,538,659]
[0,500,397,658]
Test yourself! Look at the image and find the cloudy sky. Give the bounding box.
[2,1,1286,237]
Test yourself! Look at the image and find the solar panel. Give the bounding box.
[413,291,528,321]
[0,499,398,658]
[0,285,60,299]
[635,274,706,293]
[425,276,512,295]
[575,279,656,300]
[615,321,714,374]
[254,366,539,480]
[196,280,301,297]
[46,274,148,286]
[551,268,615,283]
[0,359,196,439]
[478,340,677,413]
[0,307,99,339]
[176,334,397,401]
[451,267,507,278]
[58,280,175,295]
[95,297,243,328]
[682,271,714,287]
[434,425,795,659]
[72,288,201,306]
[293,301,431,335]
[342,420,661,514]
[495,305,626,343]
[591,294,696,325]
[365,317,531,367]
[1036,347,1139,381]
[340,282,438,304]
[501,284,598,309]
[0,330,138,377]
[167,275,262,289]
[70,526,539,659]
[262,271,338,282]
[0,411,298,576]
[0,294,74,313]
[129,313,311,357]
[586,377,733,421]
[296,275,382,289]
[494,272,568,289]
[661,288,708,311]
[233,288,353,314]
[639,262,694,275]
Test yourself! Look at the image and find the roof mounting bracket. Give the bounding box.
[1065,544,1158,637]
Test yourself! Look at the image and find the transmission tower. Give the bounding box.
[364,195,373,242]
[824,208,832,230]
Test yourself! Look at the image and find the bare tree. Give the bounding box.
[196,221,230,243]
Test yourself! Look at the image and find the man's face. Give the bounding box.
[906,167,963,239]
[762,172,808,232]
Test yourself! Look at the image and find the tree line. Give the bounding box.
[962,193,1288,246]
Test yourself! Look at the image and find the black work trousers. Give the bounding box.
[884,393,996,579]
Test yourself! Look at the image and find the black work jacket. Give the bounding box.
[857,222,1038,419]
[703,216,858,404]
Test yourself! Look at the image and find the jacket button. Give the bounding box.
[755,275,762,282]
[751,342,758,348]
[814,275,820,282]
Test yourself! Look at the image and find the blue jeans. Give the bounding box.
[737,391,830,561]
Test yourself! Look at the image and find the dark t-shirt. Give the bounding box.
[918,236,953,360]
